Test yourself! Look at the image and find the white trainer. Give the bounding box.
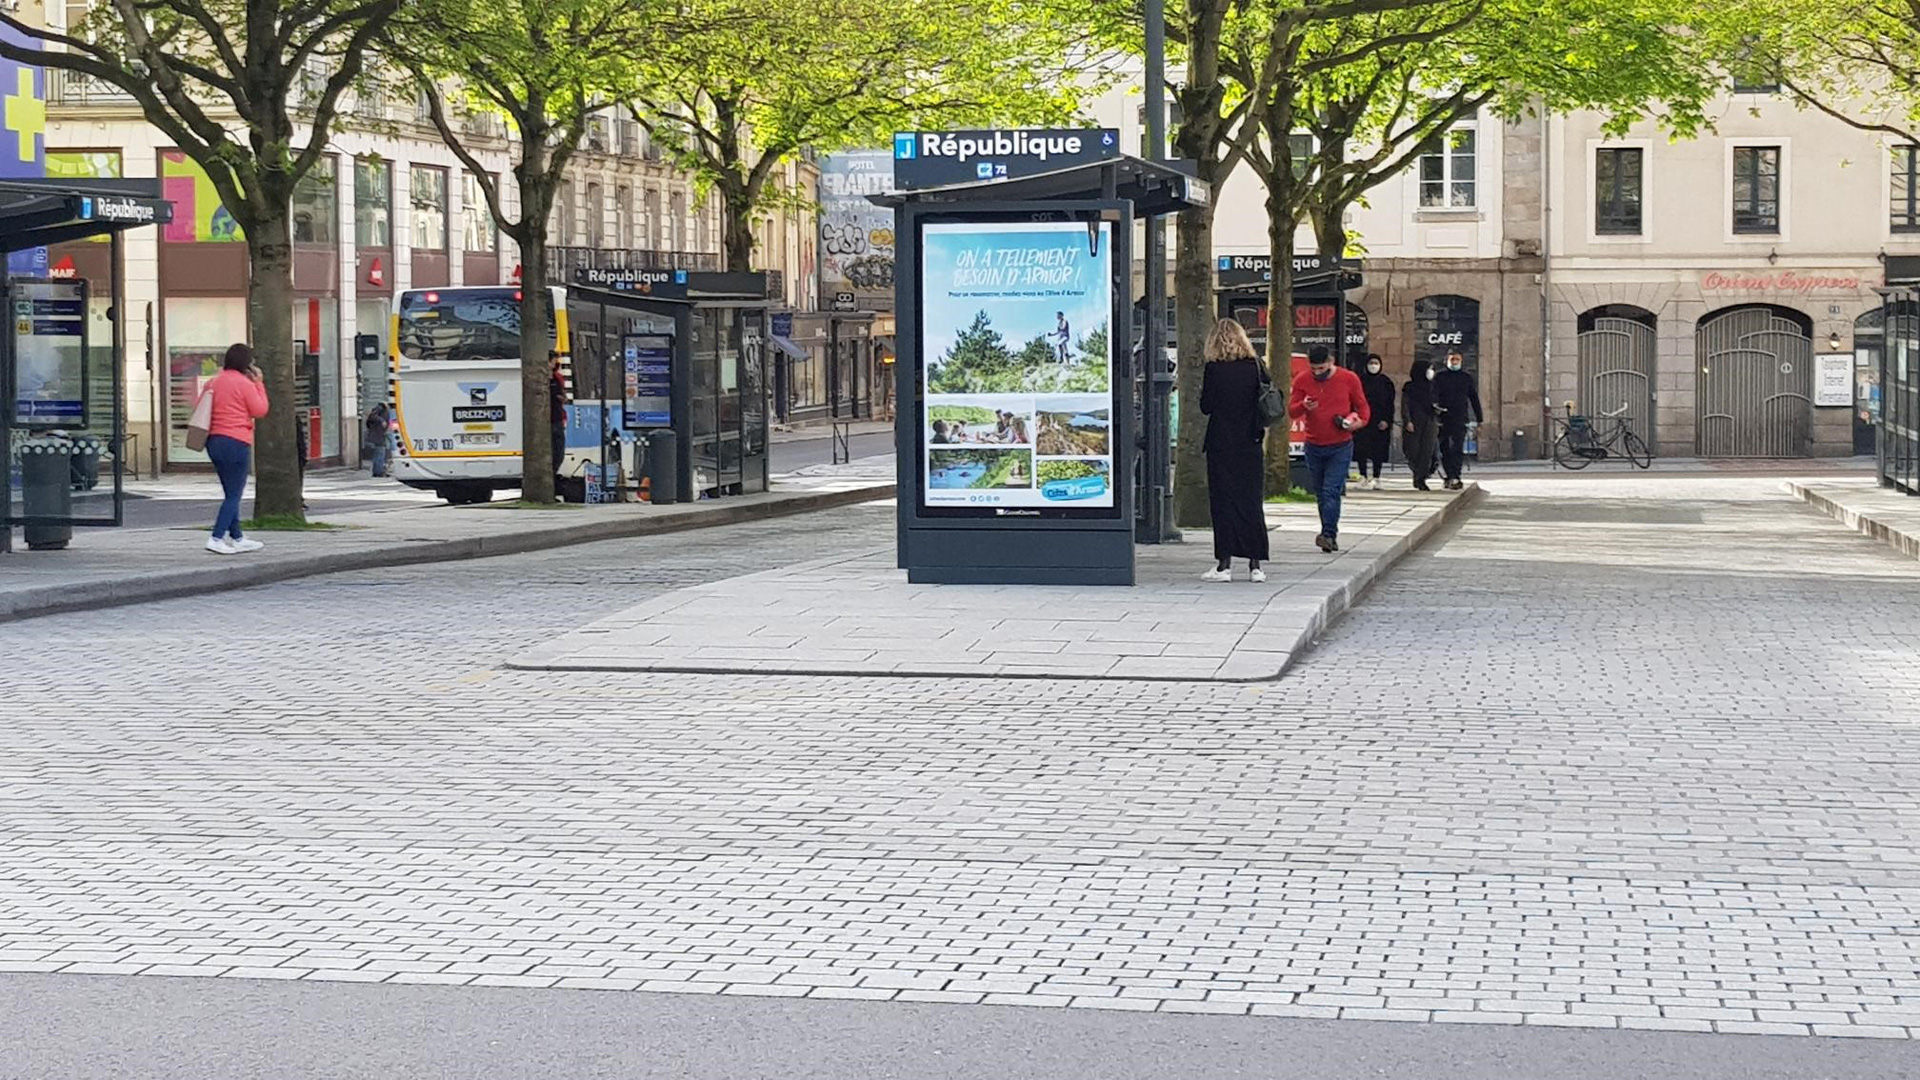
[1250,567,1267,583]
[1201,567,1231,583]
[230,538,265,553]
[205,537,238,555]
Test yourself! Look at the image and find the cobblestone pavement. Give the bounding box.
[2,478,1919,1044]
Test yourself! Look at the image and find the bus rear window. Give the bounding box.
[398,289,556,362]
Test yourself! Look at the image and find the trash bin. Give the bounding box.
[643,429,679,504]
[69,436,102,491]
[21,436,74,550]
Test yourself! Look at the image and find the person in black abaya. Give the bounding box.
[1199,318,1270,583]
[1355,353,1396,489]
[1403,359,1440,491]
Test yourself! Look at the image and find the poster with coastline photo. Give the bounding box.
[919,220,1114,509]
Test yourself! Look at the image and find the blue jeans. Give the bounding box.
[368,436,390,477]
[1304,440,1353,541]
[206,434,250,540]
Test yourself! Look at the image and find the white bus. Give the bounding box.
[387,285,569,504]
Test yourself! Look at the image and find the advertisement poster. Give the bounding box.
[818,150,895,311]
[920,220,1114,510]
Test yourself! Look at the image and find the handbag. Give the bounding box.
[1255,364,1288,428]
[185,385,214,452]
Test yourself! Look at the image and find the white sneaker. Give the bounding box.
[1201,567,1231,583]
[230,538,265,553]
[1250,567,1267,583]
[1368,477,1380,490]
[205,537,238,555]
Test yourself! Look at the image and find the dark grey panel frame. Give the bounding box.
[894,199,1136,585]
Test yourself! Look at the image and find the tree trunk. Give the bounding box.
[1263,181,1298,492]
[246,210,302,521]
[1312,202,1347,266]
[519,222,555,503]
[1171,202,1217,530]
[721,183,755,272]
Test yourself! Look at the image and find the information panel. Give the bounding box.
[623,334,673,426]
[919,220,1116,514]
[12,279,87,426]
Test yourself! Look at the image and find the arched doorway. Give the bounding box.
[1695,305,1814,457]
[1416,295,1482,454]
[1576,305,1656,446]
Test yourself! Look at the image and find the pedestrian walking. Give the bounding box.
[1355,353,1396,489]
[1289,345,1369,553]
[364,403,391,477]
[1198,318,1270,583]
[197,343,269,555]
[1432,351,1483,490]
[1403,359,1439,491]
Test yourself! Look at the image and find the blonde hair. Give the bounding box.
[1204,318,1257,362]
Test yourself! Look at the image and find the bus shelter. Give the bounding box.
[872,153,1206,584]
[568,270,771,501]
[1878,287,1919,495]
[1,178,171,553]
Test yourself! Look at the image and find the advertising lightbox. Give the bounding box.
[917,219,1118,517]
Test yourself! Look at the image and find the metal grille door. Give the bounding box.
[1695,308,1813,457]
[1577,316,1656,444]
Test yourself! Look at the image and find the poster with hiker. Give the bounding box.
[918,221,1114,509]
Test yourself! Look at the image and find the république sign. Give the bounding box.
[1702,270,1864,294]
[890,128,1120,190]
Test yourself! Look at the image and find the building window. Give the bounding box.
[410,165,447,252]
[462,173,496,253]
[1595,147,1643,235]
[644,187,661,249]
[1419,126,1476,208]
[1414,295,1481,375]
[354,158,391,248]
[584,182,603,248]
[291,156,336,244]
[555,180,574,247]
[1732,145,1780,234]
[1894,147,1920,234]
[1287,132,1312,180]
[614,185,631,248]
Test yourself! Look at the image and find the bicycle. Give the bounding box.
[1551,403,1653,470]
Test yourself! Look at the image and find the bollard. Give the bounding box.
[21,437,74,550]
[643,430,679,504]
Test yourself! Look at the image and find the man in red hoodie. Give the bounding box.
[1288,346,1370,552]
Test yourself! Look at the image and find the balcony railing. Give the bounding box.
[47,69,138,106]
[545,246,723,283]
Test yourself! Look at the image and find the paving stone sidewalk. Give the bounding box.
[508,485,1477,682]
[0,464,893,622]
[1791,478,1920,560]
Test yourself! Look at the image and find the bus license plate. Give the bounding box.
[456,432,503,446]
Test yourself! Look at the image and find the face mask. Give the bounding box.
[1447,361,1462,372]
[1312,367,1333,382]
[1366,363,1382,374]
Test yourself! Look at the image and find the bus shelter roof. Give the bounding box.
[0,178,172,254]
[865,156,1207,218]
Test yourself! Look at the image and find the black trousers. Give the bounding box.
[1439,423,1469,481]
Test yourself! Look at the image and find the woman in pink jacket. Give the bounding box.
[202,343,270,554]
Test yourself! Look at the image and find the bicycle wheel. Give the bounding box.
[1623,430,1653,469]
[1553,432,1594,470]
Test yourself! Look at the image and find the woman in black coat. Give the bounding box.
[1355,353,1396,489]
[1402,359,1439,491]
[1199,318,1270,583]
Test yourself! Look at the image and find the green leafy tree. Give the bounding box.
[0,0,404,519]
[387,0,664,501]
[1732,0,1920,143]
[633,0,1099,271]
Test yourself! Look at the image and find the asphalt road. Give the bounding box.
[3,975,1911,1080]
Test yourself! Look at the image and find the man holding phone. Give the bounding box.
[1288,346,1370,552]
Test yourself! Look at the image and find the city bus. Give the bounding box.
[387,285,569,504]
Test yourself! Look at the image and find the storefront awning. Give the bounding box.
[770,335,808,361]
[0,179,172,253]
